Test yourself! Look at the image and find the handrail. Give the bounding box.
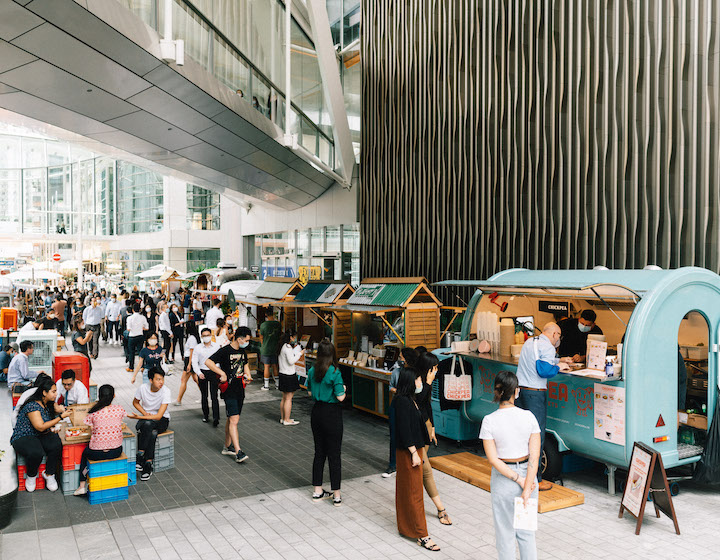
[177,0,335,148]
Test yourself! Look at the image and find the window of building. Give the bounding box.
[117,162,164,235]
[131,249,164,277]
[187,248,220,272]
[186,184,220,230]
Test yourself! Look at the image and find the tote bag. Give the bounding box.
[444,355,472,401]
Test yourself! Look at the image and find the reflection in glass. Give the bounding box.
[186,184,220,230]
[0,170,21,233]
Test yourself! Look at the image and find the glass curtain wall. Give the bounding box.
[186,184,221,230]
[187,248,221,272]
[117,163,164,234]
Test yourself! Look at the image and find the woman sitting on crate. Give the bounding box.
[74,384,127,496]
[11,376,72,492]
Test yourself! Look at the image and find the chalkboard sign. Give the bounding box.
[619,442,680,535]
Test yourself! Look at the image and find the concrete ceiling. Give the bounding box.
[0,0,338,210]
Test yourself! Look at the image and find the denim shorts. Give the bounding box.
[225,396,244,417]
[260,354,279,365]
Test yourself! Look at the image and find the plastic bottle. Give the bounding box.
[605,357,614,378]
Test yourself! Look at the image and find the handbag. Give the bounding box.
[444,355,472,401]
[533,337,559,379]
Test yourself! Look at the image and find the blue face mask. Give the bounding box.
[578,323,592,333]
[238,341,249,349]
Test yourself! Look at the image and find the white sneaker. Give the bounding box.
[42,472,58,492]
[25,474,37,492]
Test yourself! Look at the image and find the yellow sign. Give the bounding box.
[299,266,323,285]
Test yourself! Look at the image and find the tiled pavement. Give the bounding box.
[2,340,720,558]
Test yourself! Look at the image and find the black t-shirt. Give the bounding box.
[139,346,164,370]
[557,317,603,358]
[209,345,248,399]
[41,317,58,331]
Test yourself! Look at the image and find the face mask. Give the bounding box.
[238,341,249,349]
[171,307,178,312]
[202,336,212,343]
[414,386,423,394]
[578,323,591,333]
[148,339,158,346]
[145,307,151,312]
[553,337,561,349]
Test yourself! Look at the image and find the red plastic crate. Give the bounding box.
[53,352,91,391]
[17,464,46,491]
[1,307,18,330]
[62,442,87,471]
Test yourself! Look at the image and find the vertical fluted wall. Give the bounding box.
[360,0,720,287]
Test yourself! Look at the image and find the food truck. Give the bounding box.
[436,267,718,493]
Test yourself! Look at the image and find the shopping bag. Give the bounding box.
[443,356,472,401]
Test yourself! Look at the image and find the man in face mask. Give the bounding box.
[557,309,603,363]
[192,327,220,426]
[514,322,572,491]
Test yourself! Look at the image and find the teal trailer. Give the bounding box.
[436,267,720,494]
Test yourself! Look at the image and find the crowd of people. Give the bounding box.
[6,281,549,558]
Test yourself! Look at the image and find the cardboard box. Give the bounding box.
[679,412,707,430]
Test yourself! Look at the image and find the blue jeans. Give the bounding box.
[515,389,547,482]
[491,462,538,560]
[387,398,396,470]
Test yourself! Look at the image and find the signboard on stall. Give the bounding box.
[298,266,322,285]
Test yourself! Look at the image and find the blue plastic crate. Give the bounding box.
[127,461,136,486]
[62,468,80,496]
[88,453,128,477]
[88,485,129,505]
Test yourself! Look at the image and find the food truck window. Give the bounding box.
[677,311,709,426]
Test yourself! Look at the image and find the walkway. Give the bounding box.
[1,340,719,559]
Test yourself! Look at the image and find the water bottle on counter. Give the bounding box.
[605,357,615,378]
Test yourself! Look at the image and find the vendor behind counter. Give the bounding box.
[557,309,603,361]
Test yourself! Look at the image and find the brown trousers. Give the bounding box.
[422,419,439,499]
[396,447,428,539]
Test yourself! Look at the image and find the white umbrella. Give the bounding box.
[137,265,177,279]
[59,259,82,271]
[6,268,61,280]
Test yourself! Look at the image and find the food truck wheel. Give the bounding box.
[669,482,680,496]
[541,437,562,481]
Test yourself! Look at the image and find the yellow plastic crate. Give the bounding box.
[88,472,128,492]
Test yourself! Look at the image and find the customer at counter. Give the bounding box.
[515,322,571,491]
[557,309,603,362]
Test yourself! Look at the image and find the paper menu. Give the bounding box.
[586,340,608,371]
[593,384,626,445]
[513,498,538,531]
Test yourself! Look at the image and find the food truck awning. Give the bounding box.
[431,269,674,301]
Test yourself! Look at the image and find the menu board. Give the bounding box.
[594,384,625,445]
[621,445,652,517]
[586,340,608,371]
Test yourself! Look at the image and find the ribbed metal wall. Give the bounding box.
[361,0,720,286]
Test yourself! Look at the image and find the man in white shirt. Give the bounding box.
[82,297,104,359]
[126,303,149,373]
[104,294,122,345]
[192,327,220,424]
[56,369,89,406]
[128,367,171,481]
[7,340,38,388]
[204,299,224,333]
[20,319,41,332]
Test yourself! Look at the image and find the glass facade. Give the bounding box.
[187,248,221,272]
[0,133,116,235]
[116,162,164,235]
[187,184,221,230]
[250,223,360,284]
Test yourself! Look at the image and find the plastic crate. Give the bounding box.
[127,462,136,486]
[88,486,129,505]
[88,453,128,477]
[17,464,46,491]
[122,435,136,460]
[52,352,91,391]
[88,472,128,492]
[62,442,87,471]
[16,453,45,467]
[154,455,174,472]
[1,308,18,330]
[89,382,97,401]
[62,468,80,496]
[154,431,174,451]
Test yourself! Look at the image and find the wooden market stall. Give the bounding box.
[158,269,182,296]
[233,277,304,332]
[321,277,443,418]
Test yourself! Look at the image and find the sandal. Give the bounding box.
[417,537,440,551]
[437,509,452,525]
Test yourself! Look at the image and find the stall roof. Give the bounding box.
[251,277,302,300]
[294,282,332,302]
[346,277,441,308]
[331,304,403,314]
[294,281,354,303]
